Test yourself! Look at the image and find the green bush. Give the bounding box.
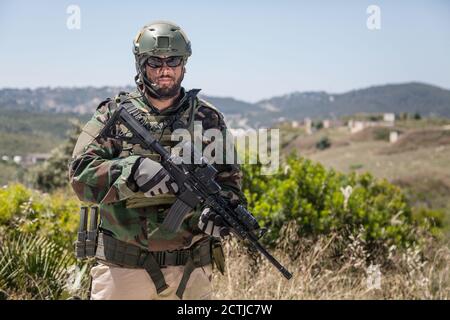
[315,136,331,150]
[242,154,430,248]
[0,183,93,300]
[412,206,446,237]
[32,120,82,192]
[313,121,323,130]
[0,183,80,249]
[373,127,390,141]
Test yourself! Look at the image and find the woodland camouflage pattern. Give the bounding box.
[69,89,246,251]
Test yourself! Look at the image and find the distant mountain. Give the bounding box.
[0,86,259,115]
[1,82,449,127]
[0,86,134,114]
[255,82,450,125]
[198,95,260,114]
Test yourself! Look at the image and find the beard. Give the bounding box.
[150,73,184,99]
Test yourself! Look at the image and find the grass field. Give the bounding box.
[213,224,450,299]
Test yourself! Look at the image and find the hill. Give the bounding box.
[256,82,450,126]
[1,82,449,127]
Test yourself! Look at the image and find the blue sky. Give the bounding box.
[1,0,449,102]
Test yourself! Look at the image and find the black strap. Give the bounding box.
[175,240,211,299]
[176,257,196,299]
[142,253,169,294]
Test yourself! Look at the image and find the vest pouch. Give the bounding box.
[75,206,99,259]
[211,239,226,275]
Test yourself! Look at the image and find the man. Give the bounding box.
[69,21,246,300]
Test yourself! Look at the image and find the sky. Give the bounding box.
[0,0,449,102]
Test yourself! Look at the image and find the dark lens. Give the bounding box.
[146,57,163,68]
[146,56,182,68]
[166,56,183,67]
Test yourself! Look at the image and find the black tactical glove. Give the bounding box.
[133,157,178,197]
[198,207,230,239]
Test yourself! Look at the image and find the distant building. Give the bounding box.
[389,131,399,143]
[23,153,51,166]
[323,119,330,129]
[291,120,299,128]
[383,113,395,123]
[348,113,396,134]
[304,118,312,135]
[348,120,365,133]
[13,156,22,164]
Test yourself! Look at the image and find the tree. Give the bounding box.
[33,120,82,192]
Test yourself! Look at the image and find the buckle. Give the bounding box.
[138,250,149,266]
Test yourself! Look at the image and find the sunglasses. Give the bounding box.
[146,56,184,68]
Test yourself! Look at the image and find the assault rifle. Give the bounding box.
[98,102,293,280]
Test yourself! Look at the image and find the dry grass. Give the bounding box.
[392,174,450,210]
[212,223,450,300]
[380,129,450,155]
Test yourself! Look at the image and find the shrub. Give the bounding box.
[242,154,428,251]
[32,120,81,192]
[315,136,331,150]
[0,183,80,249]
[373,127,390,141]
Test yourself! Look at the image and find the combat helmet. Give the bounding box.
[133,20,192,99]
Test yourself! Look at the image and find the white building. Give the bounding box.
[348,120,366,133]
[304,118,312,135]
[13,156,22,164]
[24,153,51,166]
[389,131,399,143]
[383,113,395,123]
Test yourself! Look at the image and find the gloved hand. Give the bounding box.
[133,157,179,197]
[198,207,230,239]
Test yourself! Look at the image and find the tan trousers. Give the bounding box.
[90,262,213,300]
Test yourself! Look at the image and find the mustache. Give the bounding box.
[158,75,174,80]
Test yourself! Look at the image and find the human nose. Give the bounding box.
[159,64,173,74]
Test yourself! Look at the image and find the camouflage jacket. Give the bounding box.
[69,88,246,252]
